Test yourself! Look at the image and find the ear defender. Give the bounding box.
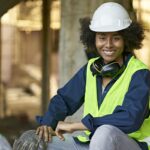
[90,58,124,77]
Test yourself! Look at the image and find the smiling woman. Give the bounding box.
[34,2,150,150]
[13,2,150,150]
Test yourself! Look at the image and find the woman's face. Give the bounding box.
[95,32,124,65]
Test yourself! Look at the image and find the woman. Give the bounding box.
[13,2,150,150]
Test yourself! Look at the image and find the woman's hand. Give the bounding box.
[55,121,74,140]
[36,125,55,142]
[55,121,88,141]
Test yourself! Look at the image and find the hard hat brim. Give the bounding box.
[89,22,131,32]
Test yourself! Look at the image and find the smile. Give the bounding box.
[103,50,115,56]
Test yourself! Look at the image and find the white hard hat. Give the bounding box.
[89,2,132,32]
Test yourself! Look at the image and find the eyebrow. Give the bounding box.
[97,33,121,36]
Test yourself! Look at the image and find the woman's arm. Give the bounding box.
[36,65,87,141]
[55,121,88,140]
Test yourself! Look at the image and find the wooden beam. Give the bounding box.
[0,21,1,89]
[41,0,52,114]
[0,0,23,17]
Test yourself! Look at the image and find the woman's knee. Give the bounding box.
[90,125,119,149]
[93,125,118,139]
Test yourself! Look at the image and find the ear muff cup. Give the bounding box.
[90,58,124,77]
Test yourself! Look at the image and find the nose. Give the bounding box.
[105,38,113,48]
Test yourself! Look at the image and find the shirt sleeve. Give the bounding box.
[36,64,87,129]
[82,69,150,134]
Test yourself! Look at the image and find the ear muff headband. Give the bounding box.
[93,62,103,73]
[90,58,124,77]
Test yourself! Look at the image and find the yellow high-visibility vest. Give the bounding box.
[78,56,150,149]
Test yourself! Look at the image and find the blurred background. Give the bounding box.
[0,0,150,147]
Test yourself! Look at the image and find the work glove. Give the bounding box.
[13,130,47,150]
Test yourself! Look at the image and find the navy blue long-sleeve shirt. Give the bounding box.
[36,55,150,150]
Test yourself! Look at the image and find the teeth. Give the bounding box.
[104,50,115,56]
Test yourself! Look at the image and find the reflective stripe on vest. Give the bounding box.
[77,56,150,149]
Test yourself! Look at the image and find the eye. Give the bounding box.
[98,36,106,40]
[113,36,122,41]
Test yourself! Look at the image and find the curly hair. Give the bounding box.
[79,17,145,53]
